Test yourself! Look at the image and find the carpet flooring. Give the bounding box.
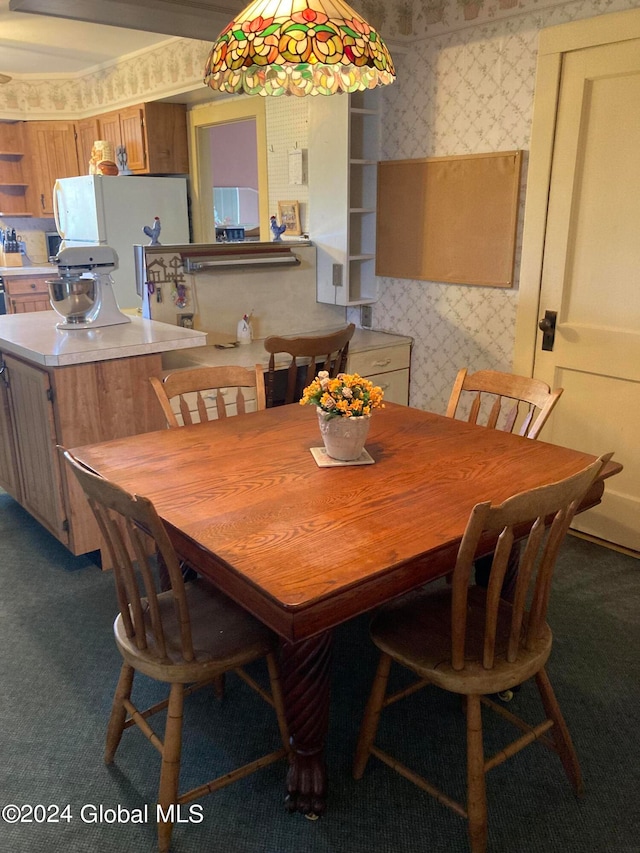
[1,490,638,853]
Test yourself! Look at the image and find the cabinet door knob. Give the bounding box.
[373,358,391,367]
[30,282,36,289]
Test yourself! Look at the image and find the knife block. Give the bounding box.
[1,251,25,267]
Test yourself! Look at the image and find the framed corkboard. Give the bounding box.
[376,151,522,287]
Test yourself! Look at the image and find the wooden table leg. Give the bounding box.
[280,630,333,816]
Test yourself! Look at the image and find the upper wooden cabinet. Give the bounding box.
[75,116,101,176]
[12,103,188,217]
[97,102,189,175]
[25,121,80,216]
[0,122,30,216]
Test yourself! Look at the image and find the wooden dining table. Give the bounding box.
[68,402,619,816]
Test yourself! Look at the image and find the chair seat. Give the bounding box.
[114,579,276,683]
[370,586,553,696]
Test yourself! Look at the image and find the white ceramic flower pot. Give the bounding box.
[317,409,371,461]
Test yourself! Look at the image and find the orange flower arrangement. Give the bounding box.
[300,371,384,419]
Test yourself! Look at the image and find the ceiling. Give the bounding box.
[0,0,243,77]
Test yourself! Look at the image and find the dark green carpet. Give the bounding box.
[1,490,639,852]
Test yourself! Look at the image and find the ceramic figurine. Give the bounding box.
[116,145,132,176]
[270,215,286,242]
[143,217,162,245]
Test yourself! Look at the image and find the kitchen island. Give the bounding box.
[0,312,206,565]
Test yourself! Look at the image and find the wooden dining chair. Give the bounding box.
[447,368,565,609]
[149,364,266,428]
[63,449,290,853]
[446,368,563,440]
[353,454,610,853]
[263,323,355,407]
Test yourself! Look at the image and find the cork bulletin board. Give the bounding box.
[376,151,522,287]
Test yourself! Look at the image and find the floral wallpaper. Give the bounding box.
[356,0,640,414]
[0,38,211,119]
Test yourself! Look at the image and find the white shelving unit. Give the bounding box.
[309,90,380,306]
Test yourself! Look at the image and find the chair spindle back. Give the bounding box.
[446,368,563,439]
[263,323,355,406]
[450,454,611,672]
[63,450,195,662]
[150,364,266,428]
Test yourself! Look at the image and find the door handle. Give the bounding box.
[538,310,557,351]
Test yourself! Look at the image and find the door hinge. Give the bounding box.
[46,387,54,403]
[62,518,69,533]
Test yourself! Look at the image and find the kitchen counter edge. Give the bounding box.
[0,313,207,367]
[162,328,413,371]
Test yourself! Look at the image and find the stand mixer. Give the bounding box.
[47,245,131,330]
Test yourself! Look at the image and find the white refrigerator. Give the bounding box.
[53,175,190,308]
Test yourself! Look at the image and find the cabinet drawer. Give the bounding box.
[367,368,409,406]
[5,276,50,295]
[10,294,53,314]
[348,344,410,377]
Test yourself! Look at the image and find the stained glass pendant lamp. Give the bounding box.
[204,0,396,96]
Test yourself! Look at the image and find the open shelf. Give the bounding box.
[0,124,30,216]
[310,90,380,306]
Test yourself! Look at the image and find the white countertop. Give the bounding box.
[0,265,56,276]
[0,312,207,367]
[162,328,412,371]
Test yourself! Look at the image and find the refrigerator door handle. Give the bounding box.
[53,180,65,238]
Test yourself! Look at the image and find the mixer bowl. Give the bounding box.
[47,275,102,325]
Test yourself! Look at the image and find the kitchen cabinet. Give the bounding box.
[0,312,206,564]
[3,273,52,314]
[75,116,101,175]
[347,338,411,406]
[0,349,166,560]
[0,360,21,498]
[310,91,380,306]
[1,354,67,539]
[0,121,30,216]
[16,104,189,216]
[97,102,189,174]
[25,121,80,215]
[98,108,142,169]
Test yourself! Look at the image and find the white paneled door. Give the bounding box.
[516,10,640,552]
